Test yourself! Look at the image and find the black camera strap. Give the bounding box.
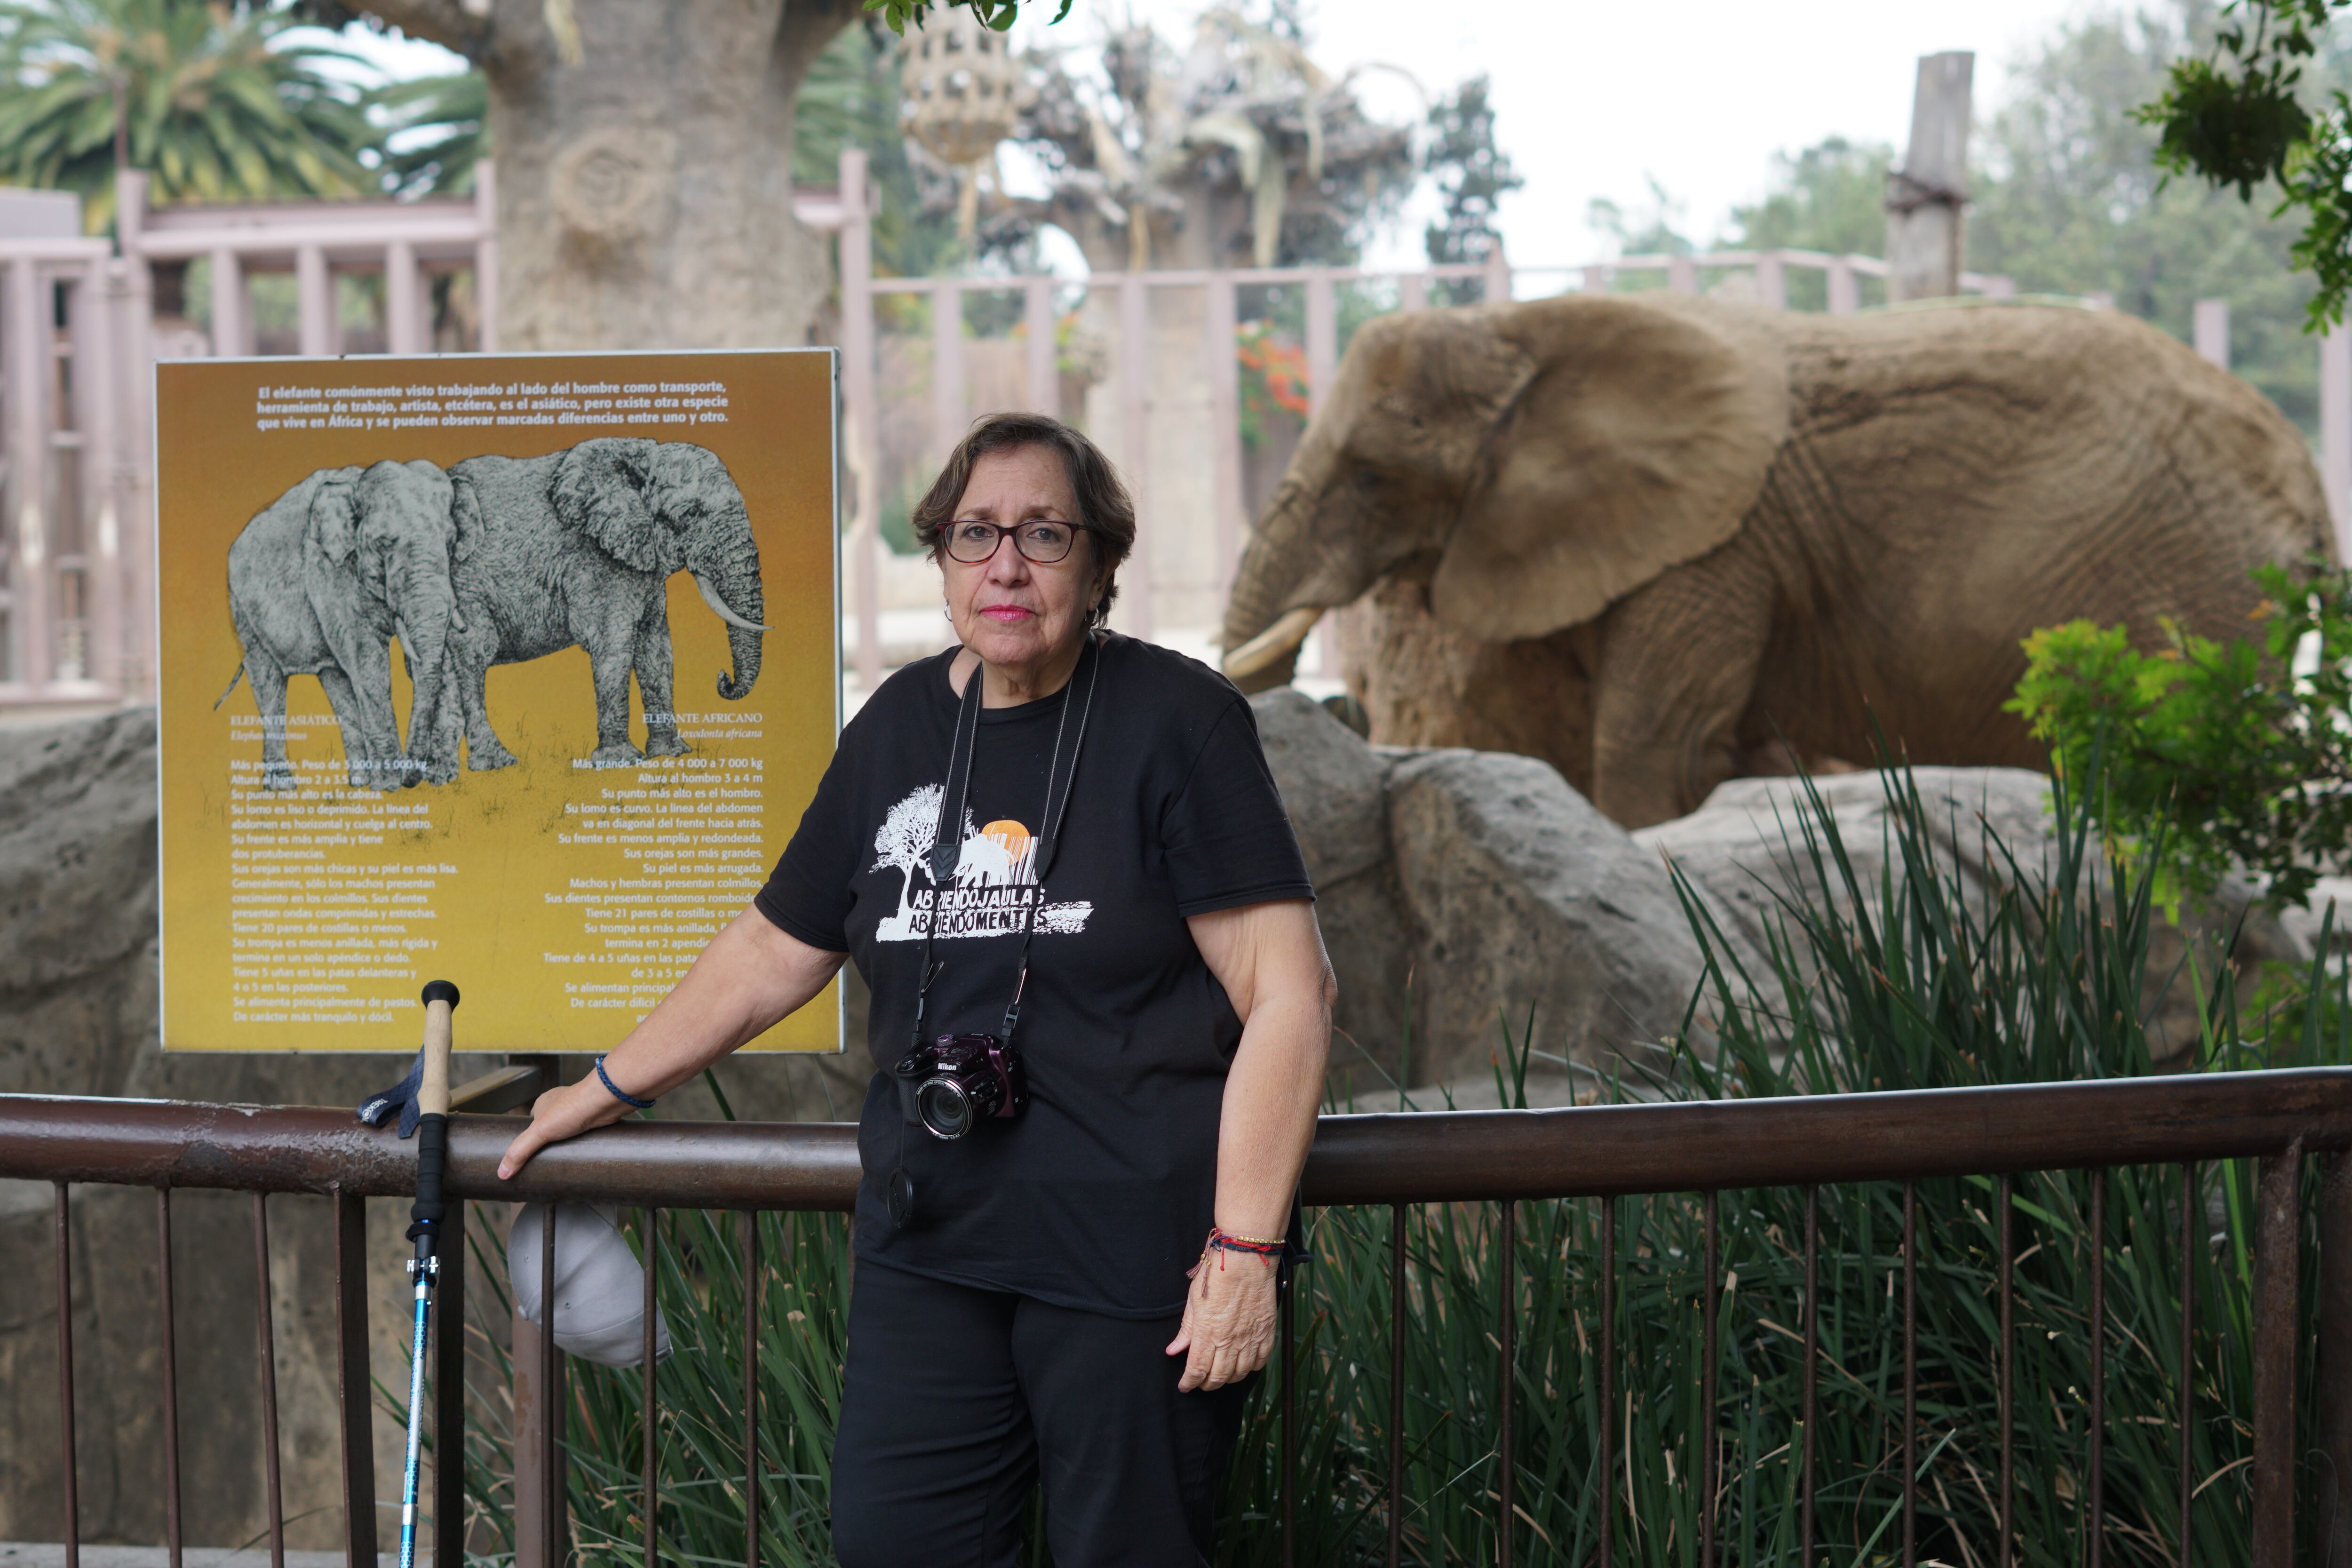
[909,633,1101,1055]
[891,637,1103,1227]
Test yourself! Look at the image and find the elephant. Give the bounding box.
[418,438,768,777]
[1219,294,2337,828]
[220,459,466,791]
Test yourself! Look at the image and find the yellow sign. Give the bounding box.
[155,350,841,1053]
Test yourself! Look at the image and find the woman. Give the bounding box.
[496,411,1333,1566]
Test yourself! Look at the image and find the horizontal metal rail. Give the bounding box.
[13,1067,2352,1568]
[7,1067,2348,1207]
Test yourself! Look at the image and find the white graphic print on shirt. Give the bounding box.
[871,783,1095,942]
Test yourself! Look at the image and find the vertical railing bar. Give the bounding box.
[642,1208,657,1568]
[252,1194,285,1568]
[1700,1190,1718,1568]
[1903,1178,1916,1568]
[1497,1198,1516,1568]
[741,1210,760,1568]
[334,1191,378,1568]
[159,1186,183,1568]
[1600,1197,1616,1568]
[2090,1169,2106,1568]
[1387,1203,1404,1568]
[2249,1143,2302,1568]
[1802,1185,1818,1568]
[540,1201,558,1568]
[433,1200,467,1568]
[2179,1163,2194,1568]
[55,1182,78,1568]
[1281,1244,1296,1568]
[1999,1174,2015,1568]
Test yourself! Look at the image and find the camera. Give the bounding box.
[890,1033,1028,1140]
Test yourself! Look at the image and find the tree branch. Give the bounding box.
[345,0,503,65]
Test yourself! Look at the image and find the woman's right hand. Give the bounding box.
[498,1076,631,1180]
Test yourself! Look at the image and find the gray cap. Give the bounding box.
[509,1201,673,1369]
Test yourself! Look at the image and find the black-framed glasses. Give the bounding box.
[942,518,1093,565]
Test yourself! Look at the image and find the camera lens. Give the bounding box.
[916,1075,975,1139]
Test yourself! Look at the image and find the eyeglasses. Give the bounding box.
[942,518,1092,565]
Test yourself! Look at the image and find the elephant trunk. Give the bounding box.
[1220,470,1330,694]
[696,527,764,702]
[396,592,458,781]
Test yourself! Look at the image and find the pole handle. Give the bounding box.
[418,979,460,1119]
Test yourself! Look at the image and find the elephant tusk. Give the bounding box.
[1223,606,1324,680]
[695,573,770,633]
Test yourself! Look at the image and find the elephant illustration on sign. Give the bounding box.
[1219,294,2336,828]
[218,459,467,791]
[412,438,767,778]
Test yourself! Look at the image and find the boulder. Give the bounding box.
[1249,692,1706,1097]
[1384,749,1705,1085]
[1636,768,2308,1064]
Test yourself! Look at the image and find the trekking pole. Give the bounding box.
[399,979,461,1568]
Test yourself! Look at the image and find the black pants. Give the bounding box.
[830,1258,1252,1568]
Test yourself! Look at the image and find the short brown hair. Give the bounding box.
[910,412,1136,630]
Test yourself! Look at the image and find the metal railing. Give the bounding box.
[6,1065,2351,1566]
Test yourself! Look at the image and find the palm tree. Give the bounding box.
[0,0,379,233]
[370,66,480,197]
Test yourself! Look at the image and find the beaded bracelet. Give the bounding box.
[595,1055,656,1110]
[1192,1225,1286,1274]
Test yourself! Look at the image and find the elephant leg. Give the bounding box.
[347,640,406,790]
[584,642,644,766]
[636,604,690,758]
[245,652,298,792]
[581,593,652,766]
[441,621,515,774]
[1586,538,1774,829]
[314,666,380,790]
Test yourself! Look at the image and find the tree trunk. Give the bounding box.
[367,0,856,350]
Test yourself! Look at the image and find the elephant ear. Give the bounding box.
[1430,297,1789,640]
[554,438,683,574]
[306,466,366,565]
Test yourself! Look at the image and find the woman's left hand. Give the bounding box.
[1166,1245,1280,1392]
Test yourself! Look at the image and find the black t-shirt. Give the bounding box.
[755,634,1315,1318]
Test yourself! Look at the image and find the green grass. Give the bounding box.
[416,762,2347,1564]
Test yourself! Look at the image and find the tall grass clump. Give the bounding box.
[430,762,2348,1564]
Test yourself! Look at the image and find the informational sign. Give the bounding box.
[155,350,840,1052]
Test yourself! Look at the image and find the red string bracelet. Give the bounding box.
[1189,1226,1286,1276]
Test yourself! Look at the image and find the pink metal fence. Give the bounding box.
[0,148,2336,715]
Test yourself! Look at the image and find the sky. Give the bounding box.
[320,0,2101,274]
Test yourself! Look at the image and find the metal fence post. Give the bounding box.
[69,260,119,693]
[296,246,334,358]
[835,149,882,696]
[7,256,51,690]
[1206,275,1243,597]
[1828,258,1859,315]
[2318,1151,2352,1566]
[334,1192,379,1568]
[1117,274,1153,639]
[2193,299,2230,371]
[386,240,422,356]
[2251,1145,2303,1568]
[930,278,966,455]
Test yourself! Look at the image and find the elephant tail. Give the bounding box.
[212,661,245,711]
